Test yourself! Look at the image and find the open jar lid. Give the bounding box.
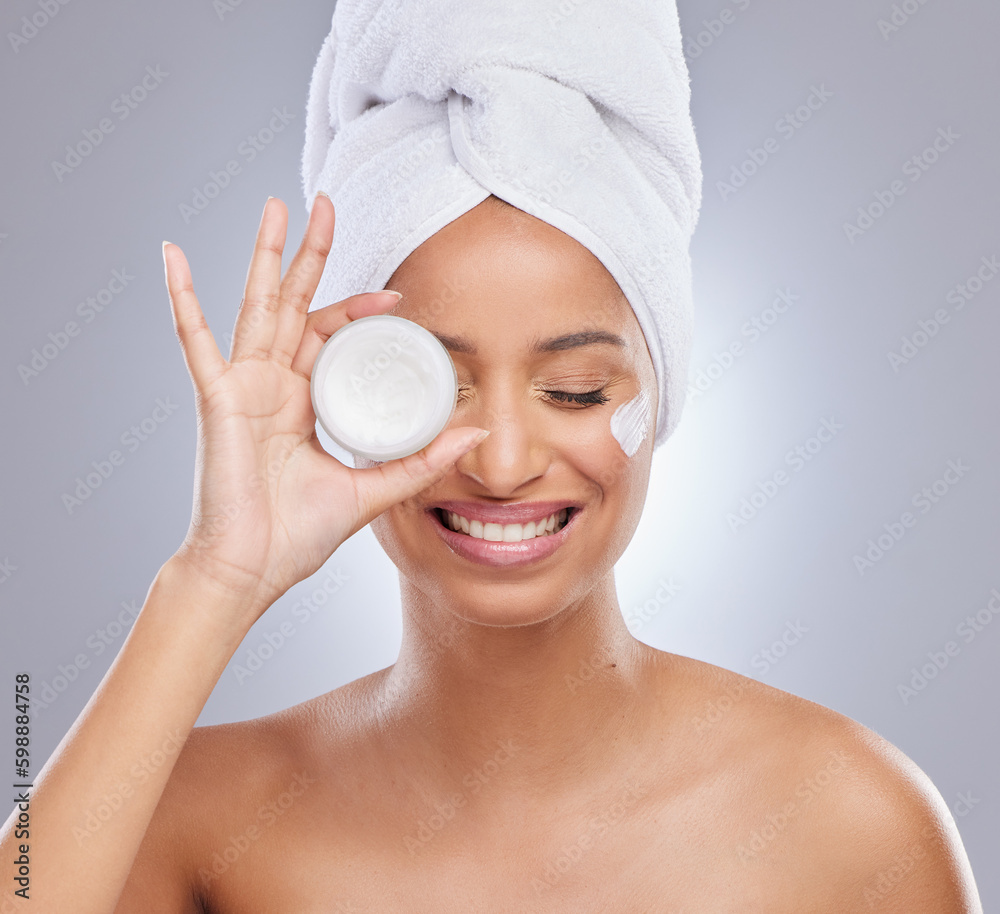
[310,314,458,462]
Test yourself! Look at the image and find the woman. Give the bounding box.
[1,189,982,911]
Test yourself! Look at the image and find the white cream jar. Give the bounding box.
[310,315,458,461]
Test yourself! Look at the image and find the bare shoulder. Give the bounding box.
[113,709,300,912]
[116,670,383,913]
[650,651,983,912]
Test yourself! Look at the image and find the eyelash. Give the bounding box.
[456,385,610,407]
[544,388,610,406]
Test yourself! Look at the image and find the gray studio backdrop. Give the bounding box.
[2,0,997,898]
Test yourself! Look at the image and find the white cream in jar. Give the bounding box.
[310,315,458,461]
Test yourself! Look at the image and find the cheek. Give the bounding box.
[368,508,414,573]
[609,388,653,458]
[568,398,650,501]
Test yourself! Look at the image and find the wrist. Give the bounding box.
[155,552,275,639]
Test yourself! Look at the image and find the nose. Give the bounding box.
[452,389,550,496]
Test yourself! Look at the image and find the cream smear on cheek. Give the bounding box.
[609,388,652,457]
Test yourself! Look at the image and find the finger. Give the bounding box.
[351,427,490,523]
[163,241,228,391]
[231,196,287,362]
[270,192,336,364]
[289,290,403,381]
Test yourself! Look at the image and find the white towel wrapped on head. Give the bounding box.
[301,0,702,449]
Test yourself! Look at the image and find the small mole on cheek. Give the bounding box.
[609,388,652,457]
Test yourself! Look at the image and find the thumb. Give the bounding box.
[352,427,490,521]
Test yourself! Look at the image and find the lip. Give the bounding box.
[426,502,583,568]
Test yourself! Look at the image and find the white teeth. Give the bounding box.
[442,508,571,542]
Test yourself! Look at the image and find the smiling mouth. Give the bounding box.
[433,507,575,542]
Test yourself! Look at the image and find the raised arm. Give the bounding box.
[0,193,489,914]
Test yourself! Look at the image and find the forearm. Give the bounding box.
[0,557,263,913]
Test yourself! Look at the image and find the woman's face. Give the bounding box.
[359,196,659,626]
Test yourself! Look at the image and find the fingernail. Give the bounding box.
[378,290,403,301]
[316,190,330,199]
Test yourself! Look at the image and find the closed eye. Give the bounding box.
[543,388,611,406]
[455,384,611,408]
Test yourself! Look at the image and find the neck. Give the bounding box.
[376,572,657,800]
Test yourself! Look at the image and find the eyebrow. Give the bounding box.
[429,329,627,356]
